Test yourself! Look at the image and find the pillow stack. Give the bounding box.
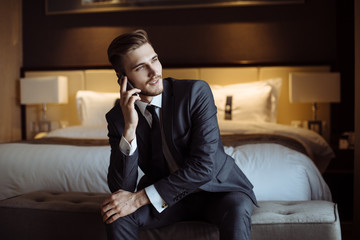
[210,78,282,123]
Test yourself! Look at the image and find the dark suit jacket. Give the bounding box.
[106,78,257,208]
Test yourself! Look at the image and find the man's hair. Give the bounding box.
[107,29,151,74]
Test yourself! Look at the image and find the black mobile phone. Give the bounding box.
[118,74,133,89]
[118,74,138,96]
[126,78,135,91]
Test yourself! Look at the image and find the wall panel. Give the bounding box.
[22,0,336,68]
[0,0,22,143]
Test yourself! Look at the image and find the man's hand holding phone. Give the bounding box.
[119,75,141,143]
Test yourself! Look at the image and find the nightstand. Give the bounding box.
[323,148,354,221]
[28,120,63,139]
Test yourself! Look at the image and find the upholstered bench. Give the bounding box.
[0,191,341,240]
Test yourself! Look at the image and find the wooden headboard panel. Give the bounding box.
[24,65,331,139]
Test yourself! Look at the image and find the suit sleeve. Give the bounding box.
[106,109,139,193]
[154,80,220,207]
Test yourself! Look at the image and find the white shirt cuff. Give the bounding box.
[144,185,168,213]
[119,136,137,156]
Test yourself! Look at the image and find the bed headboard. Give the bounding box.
[24,65,331,139]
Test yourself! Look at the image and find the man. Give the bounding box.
[101,29,257,240]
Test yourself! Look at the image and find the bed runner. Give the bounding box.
[19,133,309,158]
[221,133,309,157]
[20,137,109,146]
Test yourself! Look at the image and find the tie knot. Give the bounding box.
[146,105,157,115]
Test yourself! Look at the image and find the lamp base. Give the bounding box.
[38,120,51,133]
[308,120,322,135]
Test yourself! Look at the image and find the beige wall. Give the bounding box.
[24,66,332,140]
[0,0,22,143]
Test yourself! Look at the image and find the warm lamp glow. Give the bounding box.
[289,72,340,104]
[289,72,341,134]
[20,76,68,105]
[20,76,68,132]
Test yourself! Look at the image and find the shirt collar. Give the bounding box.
[135,94,162,116]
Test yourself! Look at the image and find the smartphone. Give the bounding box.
[117,74,139,96]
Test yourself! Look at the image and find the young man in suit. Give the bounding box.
[101,29,257,240]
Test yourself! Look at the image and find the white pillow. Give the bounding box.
[76,90,119,126]
[210,78,282,122]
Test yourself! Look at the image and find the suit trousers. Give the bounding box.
[105,191,254,240]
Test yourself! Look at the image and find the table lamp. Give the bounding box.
[20,76,68,132]
[289,72,341,134]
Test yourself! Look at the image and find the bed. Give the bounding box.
[0,66,334,203]
[0,66,341,239]
[0,120,333,202]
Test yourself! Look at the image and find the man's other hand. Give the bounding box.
[101,189,150,224]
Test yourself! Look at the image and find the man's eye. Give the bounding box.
[152,57,158,63]
[136,66,144,71]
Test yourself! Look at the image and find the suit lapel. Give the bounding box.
[161,79,181,165]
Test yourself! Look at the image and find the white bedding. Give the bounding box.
[0,143,110,200]
[0,123,333,201]
[219,120,335,173]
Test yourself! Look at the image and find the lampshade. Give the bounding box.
[20,76,68,104]
[289,72,341,103]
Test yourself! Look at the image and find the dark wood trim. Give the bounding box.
[21,61,335,72]
[163,61,334,68]
[21,65,114,72]
[20,68,26,140]
[21,105,26,140]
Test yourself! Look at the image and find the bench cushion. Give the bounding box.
[0,191,341,240]
[251,201,341,240]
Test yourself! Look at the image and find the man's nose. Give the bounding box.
[147,65,157,77]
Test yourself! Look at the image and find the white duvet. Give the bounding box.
[0,122,333,201]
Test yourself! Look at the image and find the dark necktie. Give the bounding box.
[146,105,168,180]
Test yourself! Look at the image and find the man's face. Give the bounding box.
[123,43,163,101]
